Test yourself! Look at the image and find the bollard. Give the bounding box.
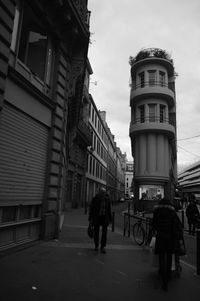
[112,211,115,232]
[123,213,126,236]
[127,201,130,237]
[196,229,200,275]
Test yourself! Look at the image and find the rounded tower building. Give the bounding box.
[129,48,177,211]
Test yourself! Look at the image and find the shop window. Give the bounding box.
[17,2,53,84]
[2,207,16,223]
[19,206,31,220]
[139,185,164,200]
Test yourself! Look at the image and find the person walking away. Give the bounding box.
[186,195,200,235]
[88,187,112,254]
[173,211,186,277]
[152,198,177,291]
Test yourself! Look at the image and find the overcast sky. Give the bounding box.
[87,0,200,171]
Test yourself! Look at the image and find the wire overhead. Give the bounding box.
[177,134,200,141]
[177,145,200,158]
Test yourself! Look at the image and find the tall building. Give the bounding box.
[129,48,177,211]
[0,0,90,251]
[125,161,134,198]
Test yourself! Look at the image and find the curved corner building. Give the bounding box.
[129,48,177,211]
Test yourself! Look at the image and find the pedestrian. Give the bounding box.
[173,210,185,278]
[186,194,200,235]
[88,187,112,254]
[152,198,182,291]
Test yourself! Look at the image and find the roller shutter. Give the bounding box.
[0,103,49,250]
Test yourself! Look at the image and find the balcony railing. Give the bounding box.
[132,116,173,125]
[132,81,173,91]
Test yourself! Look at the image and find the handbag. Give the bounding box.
[178,238,186,256]
[175,238,186,256]
[149,236,156,249]
[87,223,94,239]
[149,236,159,268]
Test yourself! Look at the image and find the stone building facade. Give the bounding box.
[0,0,90,250]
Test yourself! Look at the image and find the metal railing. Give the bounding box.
[131,81,173,91]
[123,210,153,244]
[132,116,171,125]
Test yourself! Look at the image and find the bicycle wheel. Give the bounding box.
[132,223,145,245]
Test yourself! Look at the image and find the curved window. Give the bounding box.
[159,71,166,87]
[148,70,156,86]
[138,72,145,88]
[149,104,156,122]
[160,105,166,123]
[139,105,145,123]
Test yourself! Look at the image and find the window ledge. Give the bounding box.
[8,64,54,110]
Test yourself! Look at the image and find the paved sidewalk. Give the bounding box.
[0,208,200,301]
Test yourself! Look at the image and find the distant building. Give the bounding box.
[129,48,177,211]
[86,98,126,208]
[178,161,200,202]
[125,161,134,198]
[116,148,126,201]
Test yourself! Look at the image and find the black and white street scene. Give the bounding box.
[0,0,200,300]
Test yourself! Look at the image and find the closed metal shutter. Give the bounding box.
[0,103,49,250]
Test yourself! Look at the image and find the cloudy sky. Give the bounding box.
[87,0,200,171]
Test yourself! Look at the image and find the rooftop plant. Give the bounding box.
[129,48,173,66]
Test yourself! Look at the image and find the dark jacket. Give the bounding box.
[186,202,200,224]
[152,200,181,254]
[89,191,112,226]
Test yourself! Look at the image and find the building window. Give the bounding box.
[149,104,156,122]
[139,105,145,123]
[17,2,53,84]
[93,134,96,151]
[89,155,92,174]
[138,71,145,88]
[11,1,20,51]
[89,103,91,117]
[159,71,166,87]
[148,70,156,86]
[160,105,166,123]
[94,113,97,127]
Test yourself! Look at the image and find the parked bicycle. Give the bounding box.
[132,213,153,246]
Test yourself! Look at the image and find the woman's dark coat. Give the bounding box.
[152,201,182,254]
[89,191,112,226]
[186,202,200,224]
